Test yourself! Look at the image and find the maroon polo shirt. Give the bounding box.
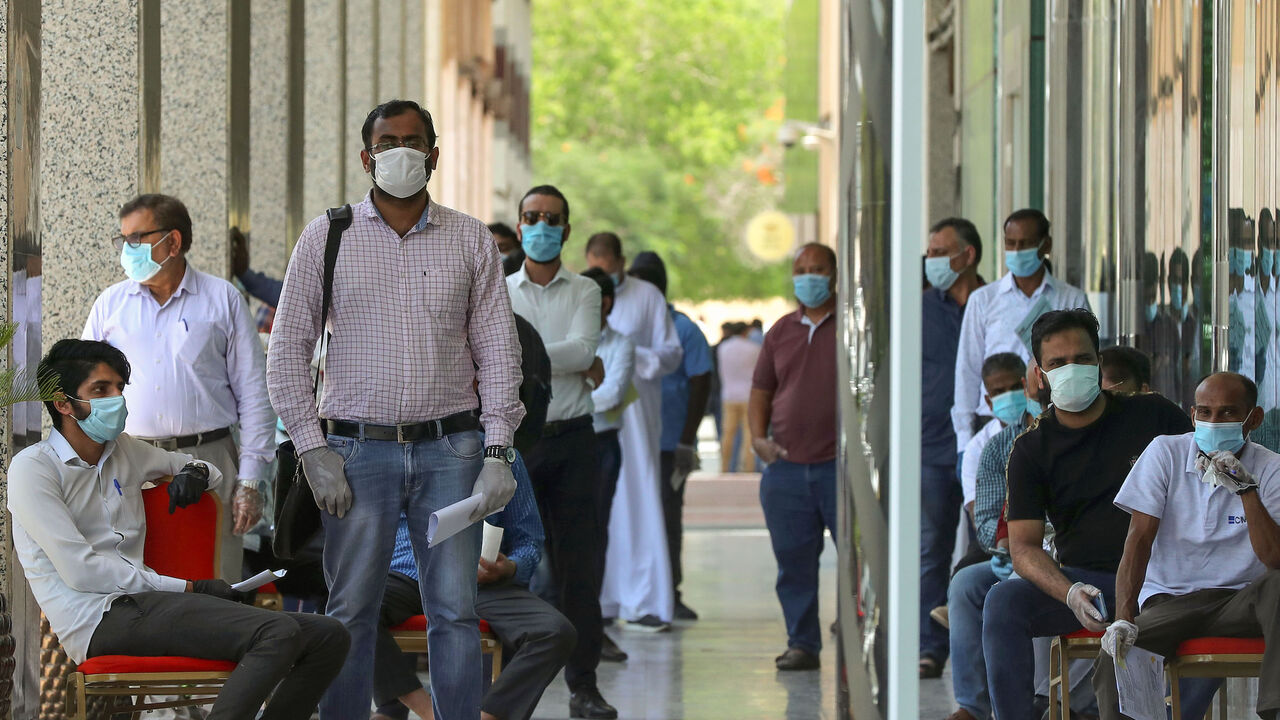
[751,307,837,464]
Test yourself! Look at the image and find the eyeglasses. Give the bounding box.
[112,228,173,251]
[368,137,432,155]
[520,211,567,227]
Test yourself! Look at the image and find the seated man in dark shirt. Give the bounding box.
[981,309,1193,718]
[372,453,576,720]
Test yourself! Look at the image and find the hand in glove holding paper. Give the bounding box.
[469,458,515,522]
[1102,619,1139,665]
[1210,452,1259,495]
[1066,582,1108,631]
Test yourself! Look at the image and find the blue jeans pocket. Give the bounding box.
[326,435,361,467]
[442,430,483,459]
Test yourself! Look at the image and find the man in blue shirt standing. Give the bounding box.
[920,217,985,679]
[630,252,714,622]
[371,453,576,720]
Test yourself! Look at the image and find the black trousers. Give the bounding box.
[595,429,623,575]
[659,449,687,603]
[374,573,576,720]
[87,591,350,720]
[524,422,603,691]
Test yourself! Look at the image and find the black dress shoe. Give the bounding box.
[570,687,619,719]
[674,601,699,621]
[775,647,821,671]
[600,633,628,662]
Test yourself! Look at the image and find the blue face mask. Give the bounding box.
[1025,397,1043,418]
[610,272,624,289]
[793,273,832,308]
[1274,250,1280,277]
[1262,249,1276,277]
[120,233,171,283]
[1194,420,1246,455]
[1170,285,1184,309]
[990,389,1027,427]
[1043,363,1102,412]
[1145,303,1158,323]
[70,395,129,444]
[1230,247,1253,276]
[520,222,564,263]
[1005,246,1044,278]
[925,255,961,291]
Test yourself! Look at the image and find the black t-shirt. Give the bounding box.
[1006,391,1193,572]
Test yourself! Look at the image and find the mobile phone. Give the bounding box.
[1092,593,1108,621]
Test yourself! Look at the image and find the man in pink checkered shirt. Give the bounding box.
[267,100,524,720]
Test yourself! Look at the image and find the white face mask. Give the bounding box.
[370,146,430,198]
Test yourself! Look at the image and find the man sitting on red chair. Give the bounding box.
[1094,372,1280,720]
[8,339,350,720]
[372,450,576,720]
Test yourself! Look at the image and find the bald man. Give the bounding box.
[1094,372,1280,720]
[749,243,839,671]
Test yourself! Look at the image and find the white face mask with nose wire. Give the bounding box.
[370,146,430,198]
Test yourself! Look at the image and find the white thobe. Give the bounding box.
[599,276,684,622]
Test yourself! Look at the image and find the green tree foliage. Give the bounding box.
[531,0,794,301]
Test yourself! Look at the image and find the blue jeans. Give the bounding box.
[949,562,998,718]
[318,430,484,720]
[983,567,1116,720]
[921,462,961,663]
[760,458,837,655]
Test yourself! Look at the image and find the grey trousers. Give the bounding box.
[1092,570,1280,720]
[374,573,578,720]
[88,591,349,720]
[182,434,245,582]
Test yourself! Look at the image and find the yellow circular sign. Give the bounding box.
[745,211,796,262]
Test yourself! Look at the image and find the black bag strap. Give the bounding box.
[314,205,353,400]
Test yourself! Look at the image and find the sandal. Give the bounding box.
[919,656,943,679]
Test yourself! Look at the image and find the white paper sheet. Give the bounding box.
[428,493,485,547]
[232,568,287,592]
[1116,647,1166,720]
[481,522,505,563]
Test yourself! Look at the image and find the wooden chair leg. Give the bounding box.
[1217,681,1227,720]
[1060,649,1071,720]
[491,646,503,684]
[1169,666,1182,720]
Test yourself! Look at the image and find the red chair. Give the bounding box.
[1047,629,1104,720]
[1167,637,1264,720]
[64,479,236,719]
[390,614,504,683]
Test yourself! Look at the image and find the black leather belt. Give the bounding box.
[139,427,232,451]
[541,415,593,438]
[325,411,481,443]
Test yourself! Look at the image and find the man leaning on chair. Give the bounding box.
[8,339,350,720]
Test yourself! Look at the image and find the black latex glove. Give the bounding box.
[192,579,250,603]
[168,462,210,514]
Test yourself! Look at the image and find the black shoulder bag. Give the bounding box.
[272,205,352,560]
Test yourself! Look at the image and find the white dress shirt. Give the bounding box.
[962,418,1004,506]
[592,325,636,432]
[507,264,602,422]
[1115,434,1280,606]
[7,430,222,662]
[952,271,1089,451]
[717,335,761,404]
[83,265,275,483]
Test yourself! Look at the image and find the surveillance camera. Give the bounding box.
[777,124,801,149]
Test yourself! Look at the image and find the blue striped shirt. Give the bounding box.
[389,450,543,586]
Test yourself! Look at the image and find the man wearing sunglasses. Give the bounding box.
[268,99,524,720]
[83,193,274,586]
[505,185,617,719]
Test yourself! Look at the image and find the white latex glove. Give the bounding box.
[1065,582,1107,631]
[671,443,699,491]
[470,458,516,522]
[231,484,264,535]
[1101,619,1139,664]
[752,437,789,464]
[301,447,353,518]
[1211,452,1259,495]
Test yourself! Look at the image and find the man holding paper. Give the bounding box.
[372,461,576,720]
[1093,372,1280,720]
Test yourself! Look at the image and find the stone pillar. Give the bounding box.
[303,0,346,223]
[344,0,378,201]
[160,0,229,274]
[404,0,425,104]
[250,0,291,277]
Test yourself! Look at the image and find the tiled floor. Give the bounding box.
[531,527,839,720]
